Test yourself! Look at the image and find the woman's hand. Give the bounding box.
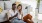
[27,19,34,23]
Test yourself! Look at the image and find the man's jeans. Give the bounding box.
[11,18,26,23]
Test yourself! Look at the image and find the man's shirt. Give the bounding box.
[7,9,18,19]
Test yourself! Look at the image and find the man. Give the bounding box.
[7,3,18,21]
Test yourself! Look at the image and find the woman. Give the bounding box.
[17,4,23,20]
[11,4,26,23]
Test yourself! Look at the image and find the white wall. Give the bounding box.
[22,4,29,17]
[10,0,17,4]
[35,0,42,23]
[20,0,37,19]
[28,0,37,19]
[38,14,42,20]
[0,1,4,10]
[36,1,42,23]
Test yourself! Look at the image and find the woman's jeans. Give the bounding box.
[11,18,26,23]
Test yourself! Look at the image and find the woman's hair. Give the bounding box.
[17,4,22,10]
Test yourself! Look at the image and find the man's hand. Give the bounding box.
[9,13,18,20]
[14,13,18,17]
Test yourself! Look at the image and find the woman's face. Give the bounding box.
[17,6,22,11]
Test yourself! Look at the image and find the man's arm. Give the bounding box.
[9,13,18,20]
[7,11,18,20]
[21,12,23,20]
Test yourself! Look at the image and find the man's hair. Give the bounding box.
[12,3,16,6]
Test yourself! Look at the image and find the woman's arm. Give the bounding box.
[21,12,23,20]
[27,19,34,23]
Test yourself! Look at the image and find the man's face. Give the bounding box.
[12,5,16,10]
